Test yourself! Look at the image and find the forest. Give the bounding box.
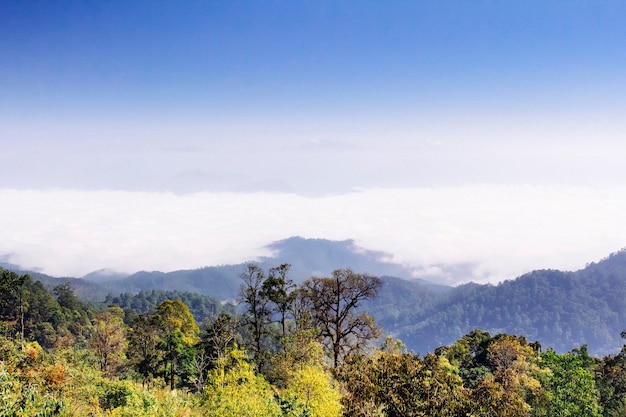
[13,239,626,356]
[2,263,626,416]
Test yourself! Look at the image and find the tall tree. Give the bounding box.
[192,312,240,391]
[154,299,200,389]
[0,268,26,338]
[535,349,602,417]
[53,282,82,311]
[299,269,382,368]
[155,299,199,344]
[89,306,127,375]
[261,263,296,338]
[127,314,161,385]
[337,340,468,417]
[200,312,239,362]
[239,264,272,356]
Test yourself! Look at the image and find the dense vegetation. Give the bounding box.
[103,289,236,324]
[4,263,626,416]
[12,239,626,356]
[380,250,626,356]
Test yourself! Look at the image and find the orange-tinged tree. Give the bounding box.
[89,306,127,375]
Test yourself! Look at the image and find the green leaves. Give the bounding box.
[536,349,603,417]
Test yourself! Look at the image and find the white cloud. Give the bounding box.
[1,185,625,284]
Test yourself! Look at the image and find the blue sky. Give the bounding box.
[3,1,626,193]
[2,1,626,281]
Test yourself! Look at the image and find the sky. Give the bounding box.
[1,1,626,284]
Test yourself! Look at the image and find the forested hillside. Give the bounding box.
[385,250,626,356]
[6,242,626,356]
[3,264,626,416]
[1,237,418,302]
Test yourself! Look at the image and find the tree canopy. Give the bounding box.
[2,264,626,416]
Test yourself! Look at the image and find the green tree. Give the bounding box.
[154,299,200,389]
[262,263,297,339]
[200,312,239,362]
[190,312,241,391]
[54,282,82,311]
[155,299,199,343]
[52,282,93,347]
[128,315,161,385]
[0,268,26,338]
[440,329,493,389]
[239,264,272,357]
[20,277,64,347]
[534,348,602,417]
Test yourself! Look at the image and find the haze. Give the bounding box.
[2,2,626,283]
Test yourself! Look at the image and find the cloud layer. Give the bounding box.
[1,185,624,284]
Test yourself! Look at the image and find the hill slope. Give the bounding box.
[6,239,626,356]
[77,236,425,300]
[391,251,626,356]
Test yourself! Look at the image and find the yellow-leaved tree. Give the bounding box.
[273,330,343,417]
[202,348,281,417]
[281,364,342,417]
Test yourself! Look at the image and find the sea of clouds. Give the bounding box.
[1,185,625,285]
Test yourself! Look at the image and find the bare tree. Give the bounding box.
[299,269,382,369]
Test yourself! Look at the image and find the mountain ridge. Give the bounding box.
[384,250,626,356]
[4,238,626,356]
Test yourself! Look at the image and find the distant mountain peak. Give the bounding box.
[259,236,417,282]
[82,269,129,282]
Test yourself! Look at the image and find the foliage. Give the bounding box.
[201,348,282,417]
[281,364,343,417]
[262,263,297,338]
[106,289,233,325]
[127,300,200,390]
[199,312,239,362]
[597,345,626,417]
[397,250,626,356]
[0,269,93,348]
[88,306,127,375]
[337,340,467,417]
[534,348,602,417]
[239,264,274,359]
[9,262,626,416]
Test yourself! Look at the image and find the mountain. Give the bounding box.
[82,269,129,283]
[82,238,626,356]
[6,237,626,356]
[389,250,626,356]
[76,236,427,300]
[258,237,418,281]
[107,265,245,301]
[0,268,111,301]
[4,236,430,302]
